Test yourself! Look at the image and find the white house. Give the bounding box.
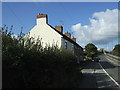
[25,13,83,63]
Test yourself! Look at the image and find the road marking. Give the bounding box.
[105,57,118,65]
[98,86,106,88]
[98,63,120,88]
[105,57,120,66]
[107,54,120,60]
[106,55,120,63]
[97,80,112,83]
[98,84,118,88]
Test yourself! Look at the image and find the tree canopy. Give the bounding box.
[84,43,98,57]
[111,44,120,57]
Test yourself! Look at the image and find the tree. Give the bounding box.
[99,48,104,53]
[111,44,120,57]
[84,43,98,58]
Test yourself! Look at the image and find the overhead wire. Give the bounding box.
[60,2,76,37]
[3,3,25,33]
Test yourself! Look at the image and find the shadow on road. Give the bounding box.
[99,61,116,69]
[79,73,97,88]
[82,60,118,70]
[95,72,120,88]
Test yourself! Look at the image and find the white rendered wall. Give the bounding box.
[26,17,62,48]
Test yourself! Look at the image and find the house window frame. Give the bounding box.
[65,40,67,49]
[72,44,74,49]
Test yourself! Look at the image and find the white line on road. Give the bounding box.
[98,85,106,88]
[105,57,120,66]
[97,80,111,83]
[98,63,120,88]
[98,84,116,88]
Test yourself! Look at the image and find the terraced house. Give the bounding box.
[25,13,83,63]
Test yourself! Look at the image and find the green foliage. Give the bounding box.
[2,25,83,88]
[98,48,104,53]
[84,43,98,58]
[111,44,120,57]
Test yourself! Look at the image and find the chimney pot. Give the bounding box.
[55,26,63,33]
[37,13,47,18]
[71,37,76,42]
[64,32,71,38]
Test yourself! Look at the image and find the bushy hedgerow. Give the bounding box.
[2,25,83,88]
[110,44,120,57]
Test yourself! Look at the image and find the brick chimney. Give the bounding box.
[37,13,47,18]
[55,26,63,33]
[64,32,71,38]
[36,13,48,25]
[71,37,76,42]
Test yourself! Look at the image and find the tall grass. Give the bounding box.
[2,25,83,88]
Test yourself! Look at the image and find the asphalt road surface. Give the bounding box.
[80,54,120,88]
[98,54,120,88]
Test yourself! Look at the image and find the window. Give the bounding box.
[65,41,67,49]
[72,44,74,48]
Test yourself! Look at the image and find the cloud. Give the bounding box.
[71,9,118,46]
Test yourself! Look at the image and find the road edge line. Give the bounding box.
[98,63,120,88]
[105,55,120,66]
[105,57,120,66]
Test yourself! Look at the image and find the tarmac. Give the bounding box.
[79,61,120,89]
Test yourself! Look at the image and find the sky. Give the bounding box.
[2,2,119,51]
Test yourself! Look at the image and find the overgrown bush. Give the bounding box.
[2,25,83,88]
[110,44,120,57]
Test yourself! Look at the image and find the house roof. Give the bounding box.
[35,13,82,49]
[47,24,83,50]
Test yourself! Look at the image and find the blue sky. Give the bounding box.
[2,2,118,51]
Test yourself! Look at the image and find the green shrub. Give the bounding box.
[2,25,83,88]
[111,44,120,57]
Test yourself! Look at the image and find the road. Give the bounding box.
[80,54,120,88]
[98,54,120,87]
